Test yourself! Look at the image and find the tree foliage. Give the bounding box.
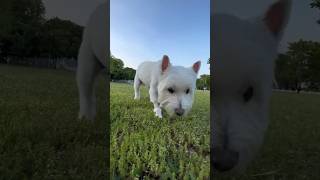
[40,18,83,58]
[110,55,136,80]
[275,40,320,91]
[196,74,210,90]
[0,0,83,59]
[311,0,320,9]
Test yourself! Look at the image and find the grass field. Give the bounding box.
[110,82,210,179]
[0,65,108,179]
[218,92,320,179]
[1,65,320,179]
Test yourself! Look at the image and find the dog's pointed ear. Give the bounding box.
[192,61,201,74]
[161,55,171,72]
[263,0,292,39]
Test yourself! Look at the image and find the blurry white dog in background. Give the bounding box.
[76,2,108,120]
[212,0,291,173]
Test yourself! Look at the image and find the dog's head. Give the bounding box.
[157,55,201,118]
[212,0,291,173]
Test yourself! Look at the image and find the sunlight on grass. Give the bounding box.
[110,82,210,179]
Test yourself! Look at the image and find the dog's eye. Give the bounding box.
[243,86,254,102]
[186,88,190,94]
[168,87,175,94]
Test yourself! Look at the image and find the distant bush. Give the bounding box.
[110,55,136,80]
[196,74,210,90]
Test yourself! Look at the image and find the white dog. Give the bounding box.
[77,2,108,120]
[134,55,201,118]
[212,0,291,173]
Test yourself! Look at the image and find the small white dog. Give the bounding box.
[134,55,201,118]
[77,3,108,120]
[212,0,291,173]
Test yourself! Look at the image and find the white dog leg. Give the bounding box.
[149,84,162,118]
[76,40,101,120]
[133,74,141,100]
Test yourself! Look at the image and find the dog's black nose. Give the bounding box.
[212,147,239,172]
[175,108,185,116]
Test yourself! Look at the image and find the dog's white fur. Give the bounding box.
[212,0,291,173]
[134,56,201,118]
[77,3,108,120]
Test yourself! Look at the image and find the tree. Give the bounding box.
[275,54,296,89]
[9,0,45,57]
[311,0,320,9]
[40,18,83,58]
[196,74,210,90]
[110,55,124,80]
[0,0,45,57]
[275,40,320,91]
[0,0,83,60]
[122,67,136,80]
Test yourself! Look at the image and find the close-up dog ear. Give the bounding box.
[263,0,292,39]
[192,61,201,74]
[161,55,171,72]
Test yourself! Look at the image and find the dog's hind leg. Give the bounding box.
[134,74,141,99]
[76,39,101,120]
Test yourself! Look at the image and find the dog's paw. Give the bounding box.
[154,108,163,118]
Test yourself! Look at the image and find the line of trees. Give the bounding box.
[110,55,136,80]
[197,74,210,90]
[275,40,320,91]
[0,0,83,64]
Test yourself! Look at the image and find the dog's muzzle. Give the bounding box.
[174,108,185,116]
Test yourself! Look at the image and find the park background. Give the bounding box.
[0,0,320,179]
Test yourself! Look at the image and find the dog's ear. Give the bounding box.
[192,61,201,74]
[263,0,292,39]
[161,55,171,72]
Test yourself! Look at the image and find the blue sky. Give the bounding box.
[110,0,210,75]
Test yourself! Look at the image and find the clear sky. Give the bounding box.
[110,0,210,75]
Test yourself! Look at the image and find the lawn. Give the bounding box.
[2,65,319,179]
[0,65,108,179]
[218,92,320,179]
[110,82,210,179]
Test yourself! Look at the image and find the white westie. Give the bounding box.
[134,55,201,118]
[76,2,108,120]
[212,0,292,173]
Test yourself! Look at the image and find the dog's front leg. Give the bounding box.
[149,84,162,118]
[76,38,101,120]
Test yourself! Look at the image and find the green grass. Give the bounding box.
[0,65,108,179]
[110,82,210,179]
[218,92,320,180]
[2,65,320,179]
